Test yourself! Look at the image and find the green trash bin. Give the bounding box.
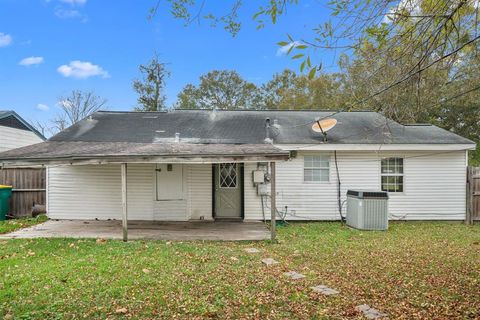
[0,185,12,221]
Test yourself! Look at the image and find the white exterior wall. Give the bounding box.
[187,164,213,220]
[47,163,212,220]
[0,126,43,152]
[47,150,467,221]
[244,150,467,221]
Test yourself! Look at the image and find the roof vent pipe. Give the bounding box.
[175,132,180,143]
[264,118,272,144]
[273,119,279,128]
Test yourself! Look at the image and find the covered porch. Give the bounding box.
[0,141,289,241]
[0,219,270,241]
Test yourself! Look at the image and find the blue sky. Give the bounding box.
[0,0,336,124]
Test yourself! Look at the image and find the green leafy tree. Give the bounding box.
[340,33,480,162]
[133,55,170,111]
[176,70,261,110]
[261,69,345,110]
[154,0,480,104]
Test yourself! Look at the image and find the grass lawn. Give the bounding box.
[0,222,479,319]
[0,215,47,234]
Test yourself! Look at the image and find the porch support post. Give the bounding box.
[121,163,128,242]
[270,161,276,242]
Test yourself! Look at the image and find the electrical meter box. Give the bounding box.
[252,170,265,184]
[257,183,269,196]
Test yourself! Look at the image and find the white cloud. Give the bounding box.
[36,104,50,112]
[59,0,87,5]
[55,8,80,18]
[19,56,44,66]
[57,60,110,79]
[54,8,88,22]
[0,33,12,47]
[276,41,302,56]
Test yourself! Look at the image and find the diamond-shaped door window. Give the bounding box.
[219,163,237,188]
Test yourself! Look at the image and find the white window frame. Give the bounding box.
[380,157,404,193]
[303,154,330,183]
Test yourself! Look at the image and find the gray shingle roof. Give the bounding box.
[0,141,289,162]
[50,110,474,145]
[0,109,474,164]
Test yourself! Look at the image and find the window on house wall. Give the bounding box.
[219,163,238,188]
[381,157,404,192]
[304,155,329,182]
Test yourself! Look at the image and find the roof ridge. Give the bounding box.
[96,109,380,113]
[96,110,168,114]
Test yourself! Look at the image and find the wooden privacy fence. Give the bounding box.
[466,166,480,224]
[0,168,46,218]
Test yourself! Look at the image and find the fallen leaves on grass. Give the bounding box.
[115,307,128,314]
[0,222,478,319]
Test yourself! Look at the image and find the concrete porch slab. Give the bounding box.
[0,220,270,241]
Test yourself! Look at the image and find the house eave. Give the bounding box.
[0,153,289,167]
[0,141,290,167]
[276,143,476,151]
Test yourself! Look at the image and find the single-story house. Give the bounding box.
[0,110,475,236]
[0,111,46,217]
[0,110,45,151]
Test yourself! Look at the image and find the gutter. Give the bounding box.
[0,152,290,167]
[276,143,476,151]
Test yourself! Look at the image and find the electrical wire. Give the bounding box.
[267,80,480,133]
[334,150,345,224]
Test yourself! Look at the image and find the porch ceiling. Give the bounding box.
[0,141,289,166]
[0,220,271,241]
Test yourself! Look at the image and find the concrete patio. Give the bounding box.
[0,220,271,241]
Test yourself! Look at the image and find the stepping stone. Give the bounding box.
[261,258,279,265]
[355,304,387,319]
[284,271,306,280]
[245,248,260,253]
[311,285,340,295]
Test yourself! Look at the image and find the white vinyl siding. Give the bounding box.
[47,163,212,221]
[244,150,467,221]
[386,151,466,220]
[187,165,213,220]
[46,150,467,222]
[126,164,155,220]
[47,165,122,220]
[0,126,43,152]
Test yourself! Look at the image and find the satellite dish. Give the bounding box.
[312,118,337,133]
